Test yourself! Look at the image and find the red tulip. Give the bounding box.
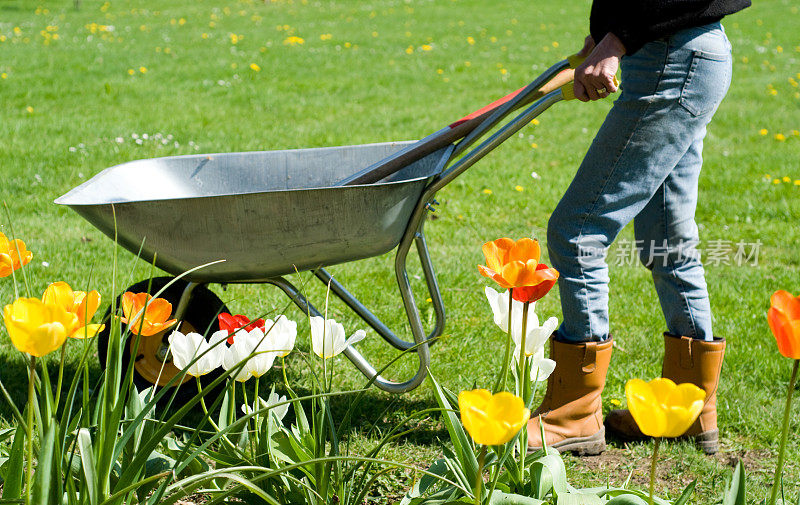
[511,263,559,303]
[218,312,265,344]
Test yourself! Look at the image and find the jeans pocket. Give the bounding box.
[679,50,731,117]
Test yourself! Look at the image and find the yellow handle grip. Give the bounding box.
[560,76,620,101]
[566,53,586,69]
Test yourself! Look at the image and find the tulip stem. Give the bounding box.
[769,359,799,505]
[517,300,531,481]
[494,290,515,395]
[55,341,68,409]
[195,377,237,452]
[649,437,660,505]
[474,445,487,505]
[25,355,35,505]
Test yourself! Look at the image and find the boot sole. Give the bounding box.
[606,422,719,455]
[528,427,606,456]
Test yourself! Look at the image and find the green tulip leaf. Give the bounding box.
[489,490,546,504]
[723,461,746,505]
[673,480,697,505]
[605,495,649,505]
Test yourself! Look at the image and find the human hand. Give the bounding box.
[573,33,626,102]
[578,35,595,58]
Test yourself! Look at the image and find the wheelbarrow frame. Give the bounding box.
[164,57,575,394]
[60,57,578,394]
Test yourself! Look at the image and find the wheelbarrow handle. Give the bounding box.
[338,54,584,186]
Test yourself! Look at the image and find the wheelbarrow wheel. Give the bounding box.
[96,276,229,406]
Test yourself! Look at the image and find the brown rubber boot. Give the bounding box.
[605,333,726,454]
[527,337,613,456]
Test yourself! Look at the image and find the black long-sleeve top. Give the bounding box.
[590,0,750,55]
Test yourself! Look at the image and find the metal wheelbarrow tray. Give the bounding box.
[56,58,580,394]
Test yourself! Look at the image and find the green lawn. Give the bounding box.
[2,0,800,501]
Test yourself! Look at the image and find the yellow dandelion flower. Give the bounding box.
[372,31,378,37]
[170,18,176,26]
[467,36,475,45]
[465,61,471,67]
[790,78,799,87]
[777,46,783,53]
[741,56,749,63]
[482,188,492,195]
[783,176,791,182]
[776,134,787,141]
[530,143,538,149]
[179,18,186,26]
[283,36,305,46]
[436,68,443,74]
[202,32,209,39]
[164,47,172,54]
[531,118,540,125]
[405,45,413,54]
[552,41,559,48]
[139,66,147,74]
[13,27,21,35]
[610,399,621,407]
[490,36,498,43]
[794,180,800,186]
[792,130,800,136]
[250,63,261,72]
[515,185,524,192]
[230,62,237,69]
[500,68,507,75]
[0,35,6,42]
[759,128,769,135]
[421,44,432,51]
[1,73,6,79]
[209,21,216,28]
[25,106,33,113]
[770,89,778,96]
[127,68,135,75]
[344,41,351,48]
[774,179,781,184]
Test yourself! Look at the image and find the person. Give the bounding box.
[527,0,750,456]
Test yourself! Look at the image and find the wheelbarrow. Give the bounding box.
[55,56,585,395]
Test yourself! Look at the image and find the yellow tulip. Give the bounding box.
[625,378,706,438]
[0,232,33,278]
[458,389,530,446]
[3,297,78,357]
[42,281,105,339]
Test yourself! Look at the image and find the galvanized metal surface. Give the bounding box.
[56,58,571,393]
[56,142,449,283]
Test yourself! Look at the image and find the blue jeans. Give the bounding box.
[547,23,732,343]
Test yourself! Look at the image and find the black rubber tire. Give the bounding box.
[96,276,229,406]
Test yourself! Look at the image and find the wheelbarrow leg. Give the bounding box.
[264,276,431,394]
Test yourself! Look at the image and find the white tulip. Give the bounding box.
[264,315,296,357]
[241,392,289,426]
[222,327,277,381]
[309,316,366,359]
[514,346,557,382]
[486,286,558,382]
[168,329,227,377]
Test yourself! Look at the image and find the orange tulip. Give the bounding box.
[42,281,105,339]
[0,232,33,278]
[119,292,177,336]
[478,237,559,290]
[768,290,800,359]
